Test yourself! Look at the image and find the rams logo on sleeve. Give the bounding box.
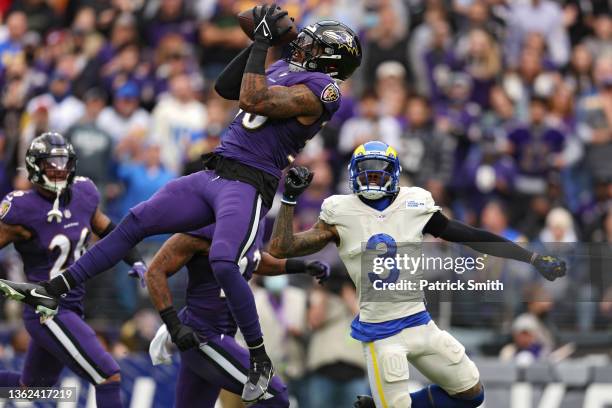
[321,83,340,103]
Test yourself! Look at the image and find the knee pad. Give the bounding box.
[389,393,412,408]
[380,350,410,383]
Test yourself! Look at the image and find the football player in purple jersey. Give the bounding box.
[144,216,329,407]
[0,132,146,408]
[0,4,362,402]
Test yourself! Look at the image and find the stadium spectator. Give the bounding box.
[141,0,197,47]
[114,142,175,218]
[150,73,207,174]
[565,44,595,97]
[198,0,250,80]
[100,42,150,98]
[583,13,612,58]
[507,97,566,197]
[8,0,58,35]
[481,201,525,242]
[24,70,84,134]
[0,11,26,72]
[504,0,570,67]
[97,81,150,143]
[181,96,226,175]
[306,282,368,408]
[577,54,612,186]
[423,18,456,104]
[65,88,114,194]
[152,33,202,99]
[408,4,448,96]
[392,95,454,202]
[361,0,409,84]
[252,276,308,405]
[338,89,401,155]
[97,12,139,66]
[375,61,408,118]
[499,313,549,366]
[457,28,501,109]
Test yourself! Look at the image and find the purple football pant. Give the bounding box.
[65,171,268,342]
[17,310,120,407]
[176,334,288,408]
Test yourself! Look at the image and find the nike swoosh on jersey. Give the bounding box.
[30,289,54,300]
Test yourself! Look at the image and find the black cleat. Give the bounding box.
[242,358,274,404]
[0,280,58,317]
[354,395,376,408]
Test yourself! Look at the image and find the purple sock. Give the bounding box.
[0,371,21,387]
[66,213,144,286]
[210,260,263,343]
[95,381,122,408]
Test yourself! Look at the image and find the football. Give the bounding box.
[237,5,298,46]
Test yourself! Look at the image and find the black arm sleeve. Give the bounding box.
[423,211,534,263]
[99,222,144,266]
[214,44,254,100]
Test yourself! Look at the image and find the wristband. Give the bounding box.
[244,41,269,75]
[285,259,307,274]
[160,307,181,333]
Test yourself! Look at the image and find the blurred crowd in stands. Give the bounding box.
[0,0,610,405]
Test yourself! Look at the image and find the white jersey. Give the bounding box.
[319,186,439,323]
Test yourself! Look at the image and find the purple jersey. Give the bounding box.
[0,177,99,318]
[180,221,266,337]
[214,60,341,178]
[508,125,565,176]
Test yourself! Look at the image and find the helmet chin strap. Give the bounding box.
[43,176,66,223]
[47,189,63,223]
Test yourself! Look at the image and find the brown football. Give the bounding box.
[238,6,298,46]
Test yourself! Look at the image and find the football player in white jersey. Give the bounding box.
[269,141,566,408]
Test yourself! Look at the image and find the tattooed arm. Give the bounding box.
[238,4,322,121]
[268,203,339,258]
[239,79,324,121]
[145,233,210,311]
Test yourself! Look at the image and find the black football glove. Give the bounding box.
[160,307,201,352]
[306,261,331,284]
[532,254,566,281]
[169,324,201,352]
[282,166,314,205]
[252,4,290,44]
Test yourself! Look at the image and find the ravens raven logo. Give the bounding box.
[321,83,340,103]
[321,30,359,55]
